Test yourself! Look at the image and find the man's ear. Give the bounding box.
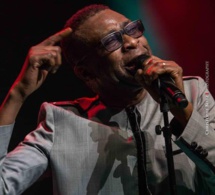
[74,65,95,82]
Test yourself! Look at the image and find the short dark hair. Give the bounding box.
[61,4,109,67]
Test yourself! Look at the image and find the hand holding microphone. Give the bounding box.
[135,55,188,108]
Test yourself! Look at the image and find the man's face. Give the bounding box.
[77,9,152,92]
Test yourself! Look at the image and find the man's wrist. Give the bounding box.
[0,84,27,125]
[170,102,193,128]
[10,82,28,103]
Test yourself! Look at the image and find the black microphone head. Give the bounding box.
[136,54,150,69]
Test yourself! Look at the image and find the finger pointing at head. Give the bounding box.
[39,27,72,46]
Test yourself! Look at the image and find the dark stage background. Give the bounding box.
[0,0,214,194]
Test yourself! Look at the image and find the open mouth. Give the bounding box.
[124,54,150,75]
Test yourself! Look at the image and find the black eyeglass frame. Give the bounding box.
[100,19,145,52]
[75,19,145,66]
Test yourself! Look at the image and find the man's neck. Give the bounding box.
[98,88,147,110]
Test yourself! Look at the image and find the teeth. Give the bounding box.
[125,54,150,75]
[126,61,136,68]
[125,64,138,75]
[126,56,141,67]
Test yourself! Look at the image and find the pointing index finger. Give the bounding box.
[39,27,72,46]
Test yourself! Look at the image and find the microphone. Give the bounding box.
[138,55,188,108]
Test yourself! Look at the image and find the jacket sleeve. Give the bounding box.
[174,76,215,193]
[0,103,54,195]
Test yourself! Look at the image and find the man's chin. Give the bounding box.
[118,78,143,90]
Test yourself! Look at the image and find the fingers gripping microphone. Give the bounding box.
[138,55,188,108]
[156,74,188,108]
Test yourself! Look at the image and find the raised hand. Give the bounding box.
[0,28,72,125]
[14,27,72,99]
[135,55,184,103]
[135,55,193,127]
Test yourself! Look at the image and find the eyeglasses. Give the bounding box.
[75,20,144,66]
[100,20,145,52]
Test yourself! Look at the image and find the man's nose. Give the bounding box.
[121,34,139,51]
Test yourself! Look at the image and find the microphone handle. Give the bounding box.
[157,75,188,108]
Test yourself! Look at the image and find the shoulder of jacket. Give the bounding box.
[183,76,203,81]
[49,96,99,110]
[50,100,77,107]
